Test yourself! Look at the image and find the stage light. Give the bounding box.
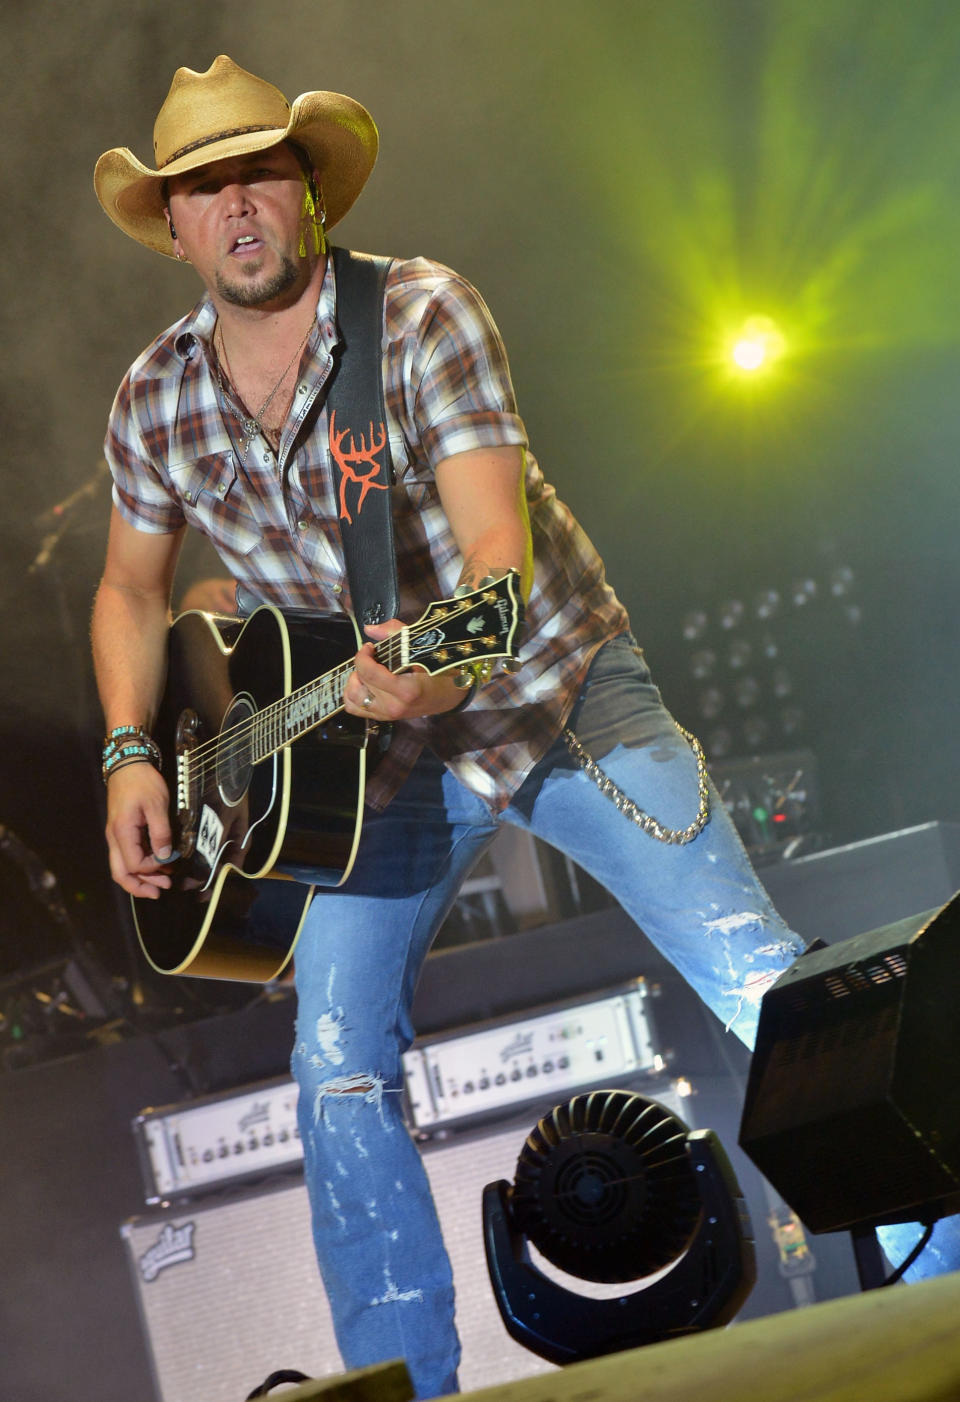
[682,609,708,641]
[690,648,717,680]
[728,316,786,375]
[483,1091,755,1365]
[707,727,733,758]
[718,598,745,630]
[779,706,805,737]
[727,639,752,670]
[772,667,794,699]
[743,715,770,749]
[699,686,725,719]
[830,566,855,597]
[734,676,760,708]
[753,588,781,621]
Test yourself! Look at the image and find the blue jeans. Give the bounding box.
[290,635,808,1397]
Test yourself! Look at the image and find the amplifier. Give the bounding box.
[134,979,662,1202]
[123,1088,690,1402]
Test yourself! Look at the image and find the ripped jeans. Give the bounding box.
[290,634,805,1398]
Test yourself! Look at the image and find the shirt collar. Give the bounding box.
[173,297,218,362]
[171,255,341,365]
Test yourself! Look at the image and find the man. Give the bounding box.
[93,56,807,1398]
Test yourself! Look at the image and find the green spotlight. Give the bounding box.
[729,316,786,374]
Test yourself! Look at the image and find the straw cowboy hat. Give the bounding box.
[94,55,378,258]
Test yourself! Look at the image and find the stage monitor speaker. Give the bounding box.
[739,894,960,1233]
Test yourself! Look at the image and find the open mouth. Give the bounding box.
[230,234,263,256]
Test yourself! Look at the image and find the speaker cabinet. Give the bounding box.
[123,1116,576,1402]
[740,895,960,1232]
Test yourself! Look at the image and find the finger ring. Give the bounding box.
[362,692,374,708]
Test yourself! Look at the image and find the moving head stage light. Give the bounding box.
[483,1089,755,1365]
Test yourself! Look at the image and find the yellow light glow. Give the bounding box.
[728,315,787,375]
[732,337,767,370]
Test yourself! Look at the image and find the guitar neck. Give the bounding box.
[249,572,521,764]
[252,636,397,762]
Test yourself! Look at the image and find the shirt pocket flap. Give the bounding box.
[167,453,261,557]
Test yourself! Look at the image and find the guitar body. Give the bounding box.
[128,571,523,985]
[132,607,370,983]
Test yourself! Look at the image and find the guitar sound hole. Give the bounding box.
[217,694,255,806]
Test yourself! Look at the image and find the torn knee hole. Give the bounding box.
[311,1071,387,1122]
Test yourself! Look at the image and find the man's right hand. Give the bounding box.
[105,762,175,898]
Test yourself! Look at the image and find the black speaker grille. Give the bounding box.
[510,1090,701,1283]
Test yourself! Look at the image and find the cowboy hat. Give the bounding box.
[94,55,378,258]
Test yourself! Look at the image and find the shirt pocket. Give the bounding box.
[167,453,262,558]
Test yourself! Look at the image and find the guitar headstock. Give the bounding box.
[405,571,524,676]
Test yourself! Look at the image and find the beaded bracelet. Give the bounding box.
[102,725,162,784]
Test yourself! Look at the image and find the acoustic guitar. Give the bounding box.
[131,571,522,982]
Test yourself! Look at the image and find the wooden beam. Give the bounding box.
[454,1272,960,1402]
[244,1359,413,1402]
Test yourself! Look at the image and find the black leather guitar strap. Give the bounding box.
[326,247,399,627]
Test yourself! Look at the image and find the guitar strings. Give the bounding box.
[180,602,475,784]
[179,597,496,786]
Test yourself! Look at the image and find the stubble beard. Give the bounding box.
[215,253,300,309]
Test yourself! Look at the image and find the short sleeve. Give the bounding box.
[408,271,528,467]
[105,374,186,535]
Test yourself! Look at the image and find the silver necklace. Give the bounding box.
[214,316,314,450]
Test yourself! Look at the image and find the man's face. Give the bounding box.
[166,143,316,308]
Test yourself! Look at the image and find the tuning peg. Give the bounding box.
[501,658,522,674]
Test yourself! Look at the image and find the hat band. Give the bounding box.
[162,123,283,168]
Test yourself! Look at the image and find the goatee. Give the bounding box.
[215,255,299,308]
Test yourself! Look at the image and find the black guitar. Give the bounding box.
[132,572,522,983]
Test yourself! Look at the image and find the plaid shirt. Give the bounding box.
[106,252,629,811]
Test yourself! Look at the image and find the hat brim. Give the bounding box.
[94,89,378,258]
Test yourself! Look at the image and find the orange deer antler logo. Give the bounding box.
[329,409,390,525]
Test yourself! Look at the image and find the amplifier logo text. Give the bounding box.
[139,1221,196,1282]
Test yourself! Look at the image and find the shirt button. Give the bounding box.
[262,451,271,464]
[217,483,226,497]
[297,383,309,395]
[332,584,342,595]
[183,491,192,504]
[297,518,309,531]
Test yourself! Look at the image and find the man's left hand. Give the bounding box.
[344,620,466,720]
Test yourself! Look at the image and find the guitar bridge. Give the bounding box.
[174,709,202,859]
